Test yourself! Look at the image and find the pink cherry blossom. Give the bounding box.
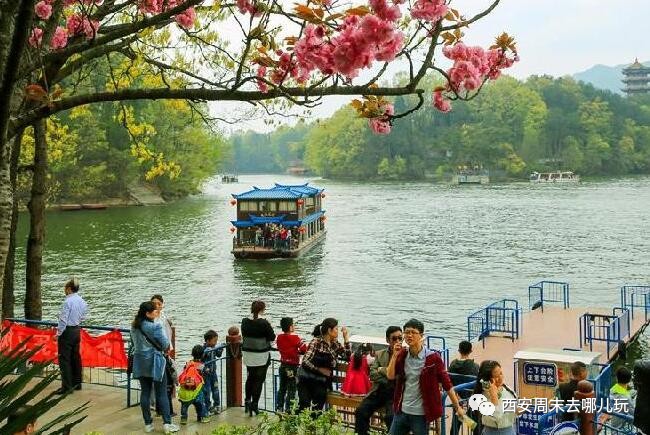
[175,6,196,29]
[256,66,269,93]
[433,90,451,112]
[34,1,52,20]
[292,10,406,80]
[375,31,404,62]
[369,118,391,134]
[139,0,163,14]
[444,42,518,92]
[236,0,260,16]
[368,102,394,135]
[369,0,401,22]
[50,26,68,50]
[66,14,99,39]
[28,27,44,48]
[410,0,447,23]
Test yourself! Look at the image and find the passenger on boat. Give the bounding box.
[255,227,263,247]
[473,360,517,435]
[555,361,587,422]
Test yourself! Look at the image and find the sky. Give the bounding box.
[212,0,650,133]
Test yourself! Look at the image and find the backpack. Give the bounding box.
[178,361,204,391]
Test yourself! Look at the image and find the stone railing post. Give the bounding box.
[226,326,243,407]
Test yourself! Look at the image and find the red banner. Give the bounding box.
[1,320,128,369]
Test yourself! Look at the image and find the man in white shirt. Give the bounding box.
[55,277,88,394]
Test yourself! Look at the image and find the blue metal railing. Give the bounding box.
[467,299,521,345]
[538,407,636,435]
[593,363,614,401]
[440,380,477,435]
[537,407,563,435]
[595,410,636,435]
[620,284,650,320]
[4,318,138,407]
[528,280,570,312]
[426,334,450,368]
[579,308,631,359]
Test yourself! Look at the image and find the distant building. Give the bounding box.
[622,58,650,96]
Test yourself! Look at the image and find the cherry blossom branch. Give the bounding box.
[390,91,425,120]
[10,83,426,135]
[440,0,501,31]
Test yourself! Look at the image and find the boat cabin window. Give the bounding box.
[240,201,257,212]
[259,201,276,212]
[306,197,315,207]
[279,201,297,212]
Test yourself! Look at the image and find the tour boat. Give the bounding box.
[455,169,489,185]
[222,174,238,183]
[230,183,326,259]
[529,171,580,183]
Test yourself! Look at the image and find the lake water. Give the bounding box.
[13,174,650,360]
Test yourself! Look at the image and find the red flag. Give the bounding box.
[1,320,127,369]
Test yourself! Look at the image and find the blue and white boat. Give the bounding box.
[230,183,327,259]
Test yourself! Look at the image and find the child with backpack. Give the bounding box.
[178,345,211,425]
[202,330,226,415]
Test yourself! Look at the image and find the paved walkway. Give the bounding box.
[36,382,263,434]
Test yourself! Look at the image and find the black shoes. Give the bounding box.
[54,384,81,395]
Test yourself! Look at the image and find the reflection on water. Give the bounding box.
[13,174,650,360]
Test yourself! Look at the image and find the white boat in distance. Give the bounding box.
[529,171,580,183]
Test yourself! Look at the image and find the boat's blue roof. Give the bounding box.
[232,183,323,200]
[231,210,325,228]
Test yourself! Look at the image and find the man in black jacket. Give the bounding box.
[556,361,587,422]
[634,360,650,435]
[354,326,402,435]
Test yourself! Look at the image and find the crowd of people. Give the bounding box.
[10,284,646,435]
[253,224,296,250]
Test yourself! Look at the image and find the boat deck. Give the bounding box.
[232,230,326,259]
[469,306,648,386]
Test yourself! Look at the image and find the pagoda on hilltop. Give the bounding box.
[622,58,650,96]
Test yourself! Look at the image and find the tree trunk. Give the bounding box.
[1,130,24,319]
[0,0,35,318]
[25,119,47,320]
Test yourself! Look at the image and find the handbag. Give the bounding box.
[126,336,134,375]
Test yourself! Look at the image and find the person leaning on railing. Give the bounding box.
[297,317,351,414]
[241,300,276,416]
[54,277,88,395]
[130,301,179,434]
[354,326,403,435]
[473,360,517,435]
